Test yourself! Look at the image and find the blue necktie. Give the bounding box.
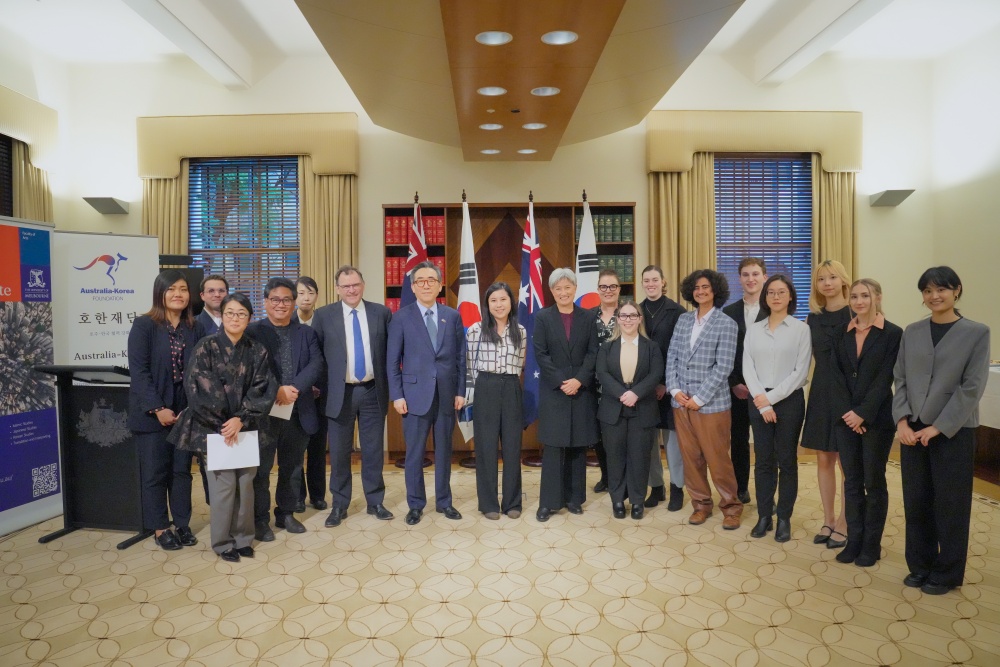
[352,309,366,380]
[425,308,438,350]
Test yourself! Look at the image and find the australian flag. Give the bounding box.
[518,199,544,429]
[400,202,427,308]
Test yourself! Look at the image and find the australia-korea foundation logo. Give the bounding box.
[74,252,129,285]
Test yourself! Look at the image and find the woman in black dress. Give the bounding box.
[801,259,852,549]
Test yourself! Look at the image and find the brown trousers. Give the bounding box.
[673,408,743,518]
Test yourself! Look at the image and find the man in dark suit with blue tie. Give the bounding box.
[313,265,394,527]
[247,277,323,539]
[388,260,467,525]
[196,274,229,336]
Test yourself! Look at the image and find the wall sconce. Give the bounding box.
[83,197,129,214]
[869,190,914,207]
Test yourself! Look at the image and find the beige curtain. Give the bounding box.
[812,153,857,278]
[299,155,358,304]
[647,152,716,300]
[141,158,189,254]
[11,140,53,223]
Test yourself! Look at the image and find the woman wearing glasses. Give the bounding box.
[590,268,622,493]
[596,301,663,520]
[170,293,276,562]
[742,275,811,542]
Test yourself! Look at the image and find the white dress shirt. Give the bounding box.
[690,307,717,350]
[743,300,760,328]
[342,300,374,383]
[742,315,812,414]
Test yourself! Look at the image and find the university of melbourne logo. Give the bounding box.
[74,253,128,285]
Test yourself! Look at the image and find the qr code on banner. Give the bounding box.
[32,463,58,497]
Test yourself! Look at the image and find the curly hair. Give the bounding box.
[679,269,729,308]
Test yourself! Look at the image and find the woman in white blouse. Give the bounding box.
[466,282,528,520]
[743,275,812,542]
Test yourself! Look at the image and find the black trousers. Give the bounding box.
[594,437,608,483]
[749,389,804,521]
[473,373,523,514]
[602,415,654,506]
[329,382,387,509]
[135,429,192,531]
[539,445,587,510]
[838,424,893,560]
[901,424,975,587]
[299,399,329,504]
[254,416,309,524]
[730,393,752,494]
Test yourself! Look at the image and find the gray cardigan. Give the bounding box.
[892,317,991,438]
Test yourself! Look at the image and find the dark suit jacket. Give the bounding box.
[722,299,767,388]
[596,336,664,428]
[830,319,903,433]
[533,305,599,448]
[127,315,205,432]
[196,309,220,337]
[387,302,466,417]
[641,296,684,428]
[246,318,324,435]
[313,299,392,417]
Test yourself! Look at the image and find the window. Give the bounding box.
[0,134,13,217]
[715,154,812,318]
[188,157,299,314]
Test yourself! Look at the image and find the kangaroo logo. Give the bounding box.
[75,253,128,285]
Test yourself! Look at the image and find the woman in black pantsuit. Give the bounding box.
[596,301,663,520]
[128,269,204,551]
[830,278,902,568]
[467,282,527,520]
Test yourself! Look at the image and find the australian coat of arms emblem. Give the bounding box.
[77,399,130,448]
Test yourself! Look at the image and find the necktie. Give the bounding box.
[352,309,366,380]
[425,308,438,350]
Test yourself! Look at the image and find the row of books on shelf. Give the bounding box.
[384,215,447,245]
[384,255,446,286]
[575,213,635,243]
[598,255,636,283]
[385,297,446,313]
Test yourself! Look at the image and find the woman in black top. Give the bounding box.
[127,269,204,550]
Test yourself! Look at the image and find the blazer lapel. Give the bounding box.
[609,339,623,382]
[689,311,717,358]
[435,310,447,353]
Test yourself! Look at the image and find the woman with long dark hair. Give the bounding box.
[894,267,990,594]
[127,269,204,550]
[466,282,527,519]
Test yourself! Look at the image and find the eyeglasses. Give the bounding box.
[267,297,294,306]
[222,311,249,320]
[618,313,640,321]
[766,290,790,298]
[598,284,620,292]
[413,278,440,288]
[337,282,363,291]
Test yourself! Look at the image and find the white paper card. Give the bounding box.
[268,401,293,420]
[206,431,261,471]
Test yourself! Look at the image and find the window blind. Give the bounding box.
[0,134,13,218]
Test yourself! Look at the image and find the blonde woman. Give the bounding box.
[802,260,852,549]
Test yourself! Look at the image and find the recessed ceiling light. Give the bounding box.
[476,31,513,46]
[531,87,560,97]
[479,123,503,131]
[522,123,547,130]
[541,31,578,45]
[481,149,500,155]
[478,86,507,96]
[518,149,537,154]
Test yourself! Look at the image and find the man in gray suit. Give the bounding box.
[312,265,394,527]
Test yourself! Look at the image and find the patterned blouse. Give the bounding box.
[465,321,528,376]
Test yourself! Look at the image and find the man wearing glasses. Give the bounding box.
[388,261,467,525]
[247,277,323,539]
[312,265,394,527]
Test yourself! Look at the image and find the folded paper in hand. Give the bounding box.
[207,431,260,471]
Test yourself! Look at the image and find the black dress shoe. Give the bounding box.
[594,479,608,493]
[631,505,644,520]
[774,518,791,543]
[155,529,182,551]
[312,499,328,511]
[667,483,684,512]
[294,500,306,513]
[836,547,860,564]
[750,516,773,538]
[826,530,847,549]
[276,514,306,533]
[813,525,833,544]
[220,548,240,562]
[903,572,928,588]
[255,523,275,542]
[535,507,551,522]
[405,508,422,525]
[325,506,347,527]
[612,502,626,519]
[921,581,955,595]
[566,503,583,515]
[854,554,878,567]
[175,526,198,547]
[367,504,394,520]
[737,489,751,505]
[437,506,462,520]
[236,546,255,558]
[644,486,665,508]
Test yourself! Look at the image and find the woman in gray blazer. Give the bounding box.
[893,267,990,595]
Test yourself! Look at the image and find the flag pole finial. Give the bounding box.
[582,189,587,202]
[414,192,419,204]
[462,189,467,202]
[529,191,534,203]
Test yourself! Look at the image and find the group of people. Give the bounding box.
[128,256,989,596]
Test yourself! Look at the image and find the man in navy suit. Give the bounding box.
[247,277,323,539]
[197,274,229,336]
[313,265,394,527]
[388,260,467,525]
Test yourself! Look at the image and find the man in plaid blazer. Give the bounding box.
[665,269,743,529]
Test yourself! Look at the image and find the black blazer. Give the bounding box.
[641,296,684,429]
[196,309,220,337]
[127,315,204,433]
[313,300,392,418]
[246,318,324,435]
[596,336,664,428]
[533,305,599,448]
[722,299,767,388]
[830,319,903,432]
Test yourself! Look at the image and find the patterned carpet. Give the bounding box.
[2,461,999,666]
